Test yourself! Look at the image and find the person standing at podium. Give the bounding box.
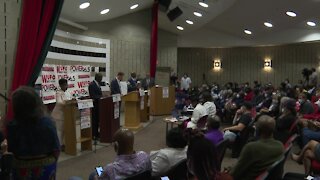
[110,72,124,95]
[127,72,138,92]
[51,78,69,150]
[89,73,103,139]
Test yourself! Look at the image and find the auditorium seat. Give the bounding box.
[255,143,292,180]
[124,170,152,180]
[197,115,208,129]
[161,159,188,180]
[216,139,229,171]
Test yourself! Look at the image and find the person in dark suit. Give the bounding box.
[89,73,103,139]
[127,72,137,92]
[111,72,124,95]
[141,73,155,90]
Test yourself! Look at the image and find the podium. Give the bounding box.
[63,100,92,156]
[99,96,120,143]
[150,86,175,116]
[122,91,142,130]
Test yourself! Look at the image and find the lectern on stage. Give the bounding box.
[122,91,142,130]
[63,99,92,156]
[98,96,120,143]
[150,86,175,116]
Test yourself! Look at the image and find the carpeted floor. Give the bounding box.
[56,117,305,180]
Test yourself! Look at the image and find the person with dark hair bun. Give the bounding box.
[150,127,187,176]
[7,86,60,179]
[187,96,207,129]
[52,78,69,149]
[187,135,232,180]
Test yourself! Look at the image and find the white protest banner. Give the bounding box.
[41,64,57,104]
[68,65,91,98]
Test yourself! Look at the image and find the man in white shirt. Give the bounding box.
[150,127,187,176]
[202,91,217,117]
[187,96,207,129]
[180,74,192,92]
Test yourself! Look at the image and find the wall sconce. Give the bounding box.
[264,59,272,68]
[213,59,221,69]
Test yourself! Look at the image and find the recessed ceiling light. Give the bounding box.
[286,11,297,17]
[199,2,209,8]
[130,4,139,10]
[193,12,202,17]
[264,22,273,28]
[186,20,194,25]
[79,2,90,9]
[100,9,110,15]
[244,29,252,35]
[177,25,184,31]
[307,21,316,27]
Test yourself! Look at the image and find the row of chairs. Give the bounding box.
[124,139,230,180]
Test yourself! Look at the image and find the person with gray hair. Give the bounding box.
[205,115,223,145]
[230,115,284,179]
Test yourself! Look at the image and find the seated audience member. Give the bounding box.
[274,99,297,143]
[259,93,280,118]
[90,128,151,180]
[223,102,253,142]
[7,86,60,179]
[299,92,314,115]
[150,127,187,176]
[300,120,320,146]
[230,115,284,179]
[205,115,224,145]
[202,91,216,117]
[292,140,320,175]
[187,134,232,180]
[187,96,207,129]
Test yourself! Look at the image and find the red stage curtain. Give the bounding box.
[6,0,63,120]
[150,1,158,78]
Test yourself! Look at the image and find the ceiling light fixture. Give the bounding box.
[79,2,90,9]
[177,25,184,31]
[307,21,316,27]
[264,22,273,28]
[193,12,202,17]
[286,11,297,17]
[130,4,139,10]
[244,29,252,35]
[100,9,110,15]
[186,20,194,24]
[199,2,209,8]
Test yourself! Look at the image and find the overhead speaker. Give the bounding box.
[167,7,183,21]
[159,0,172,12]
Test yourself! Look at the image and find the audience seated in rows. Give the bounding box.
[292,140,320,175]
[205,115,224,146]
[150,127,187,176]
[230,115,284,179]
[7,86,60,179]
[90,128,151,180]
[187,132,232,180]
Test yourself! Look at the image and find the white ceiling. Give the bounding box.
[60,0,320,47]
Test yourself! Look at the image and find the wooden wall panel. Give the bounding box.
[178,42,320,87]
